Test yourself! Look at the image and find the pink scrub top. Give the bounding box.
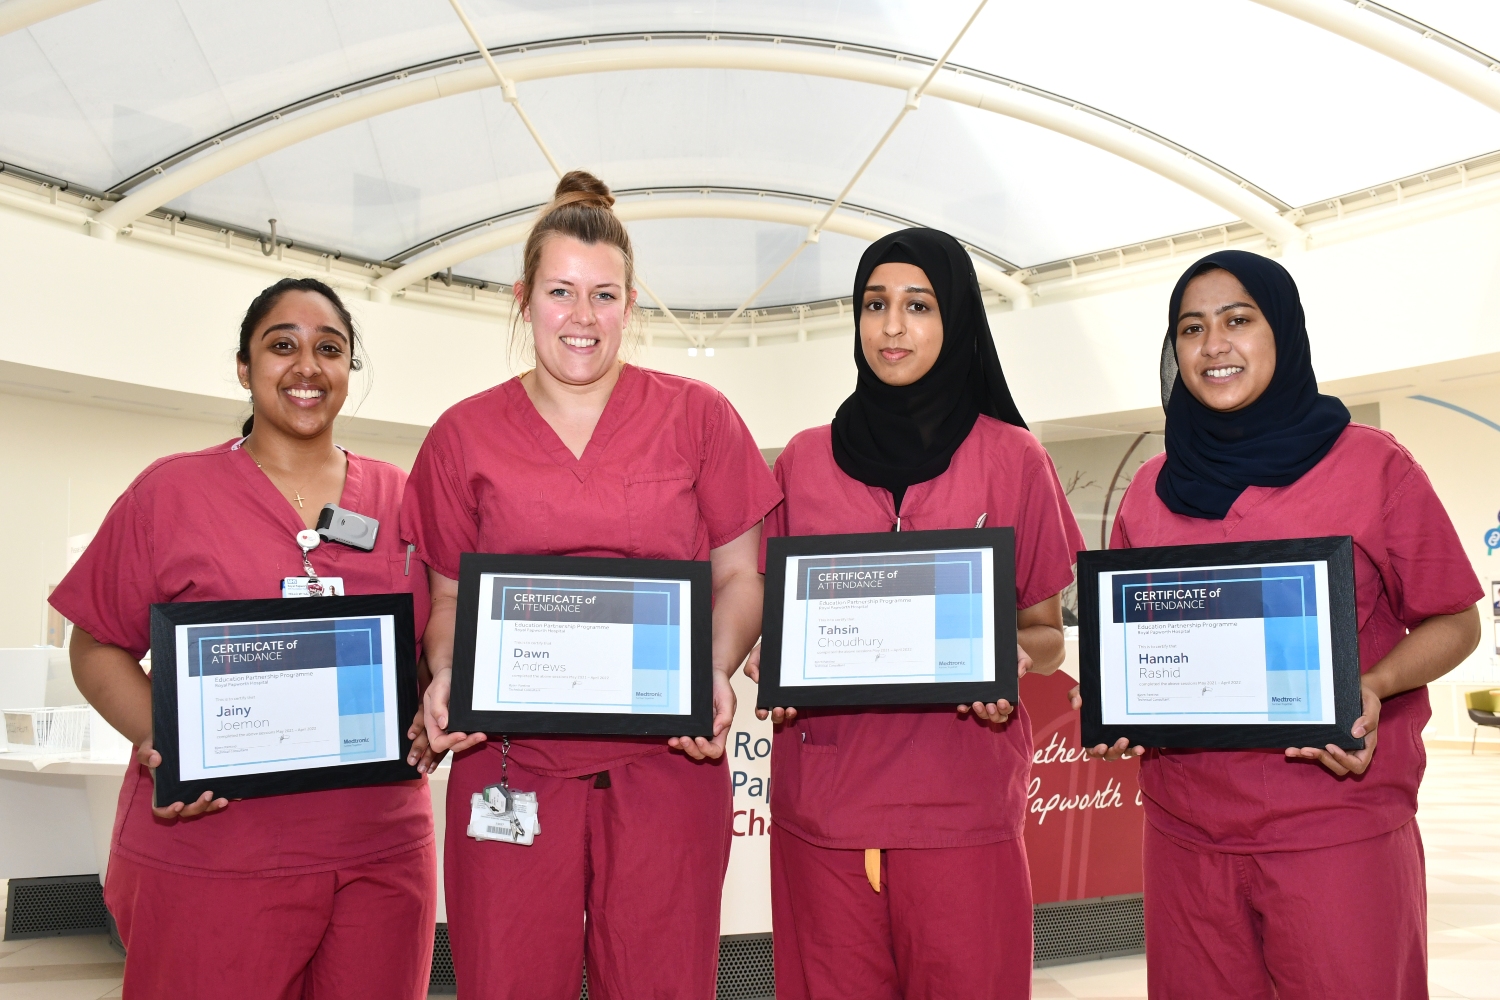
[48,440,434,877]
[763,416,1086,850]
[400,364,782,777]
[1112,424,1482,853]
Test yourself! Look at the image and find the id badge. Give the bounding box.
[281,576,345,598]
[468,783,540,845]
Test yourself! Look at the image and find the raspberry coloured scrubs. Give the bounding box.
[1112,426,1482,999]
[400,365,780,1000]
[764,417,1085,1000]
[48,440,436,1000]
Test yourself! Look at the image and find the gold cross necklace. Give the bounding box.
[243,443,311,508]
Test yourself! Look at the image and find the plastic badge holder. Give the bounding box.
[3,705,91,753]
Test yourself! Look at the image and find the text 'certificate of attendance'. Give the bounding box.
[173,615,401,781]
[470,574,692,716]
[778,548,996,688]
[1096,561,1336,726]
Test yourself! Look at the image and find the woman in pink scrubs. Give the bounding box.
[1092,250,1482,999]
[49,278,438,999]
[748,228,1085,1000]
[405,171,780,1000]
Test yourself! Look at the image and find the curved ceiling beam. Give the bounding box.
[368,197,1033,307]
[89,42,1305,249]
[1248,0,1500,114]
[389,185,1021,269]
[0,0,99,37]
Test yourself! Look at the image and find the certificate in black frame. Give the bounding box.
[757,528,1019,710]
[449,553,715,738]
[1077,536,1363,751]
[149,594,420,808]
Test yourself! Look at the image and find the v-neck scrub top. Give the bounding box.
[1112,424,1482,853]
[401,364,782,777]
[48,440,434,877]
[763,417,1086,849]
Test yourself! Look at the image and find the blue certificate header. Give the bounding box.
[794,550,985,601]
[185,618,382,676]
[1111,565,1319,624]
[489,575,680,626]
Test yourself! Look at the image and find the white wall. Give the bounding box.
[0,389,422,649]
[1378,389,1500,744]
[5,192,1500,449]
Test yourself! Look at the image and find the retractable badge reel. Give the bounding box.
[281,529,344,598]
[467,737,541,846]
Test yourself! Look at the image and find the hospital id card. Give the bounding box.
[757,528,1019,710]
[149,594,420,805]
[1077,537,1364,751]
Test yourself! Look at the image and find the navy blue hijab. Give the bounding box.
[1156,250,1350,520]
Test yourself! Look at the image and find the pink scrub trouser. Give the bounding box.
[770,824,1034,1000]
[444,747,733,1000]
[1144,819,1427,999]
[105,843,437,1000]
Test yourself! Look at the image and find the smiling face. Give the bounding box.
[517,235,636,387]
[236,290,351,438]
[860,262,943,386]
[1175,268,1277,413]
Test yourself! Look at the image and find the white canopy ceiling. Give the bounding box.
[3,0,1500,309]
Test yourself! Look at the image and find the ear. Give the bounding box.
[513,281,529,324]
[236,355,250,391]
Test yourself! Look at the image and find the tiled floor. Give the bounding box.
[3,746,1499,998]
[0,931,121,1000]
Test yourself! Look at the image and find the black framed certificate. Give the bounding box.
[448,554,714,738]
[757,528,1019,710]
[149,594,420,807]
[1077,536,1364,751]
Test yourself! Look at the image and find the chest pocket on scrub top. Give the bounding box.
[624,471,702,560]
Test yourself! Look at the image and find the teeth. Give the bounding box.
[1205,367,1243,378]
[286,388,324,399]
[561,336,598,348]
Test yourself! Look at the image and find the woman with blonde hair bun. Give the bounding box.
[404,171,780,999]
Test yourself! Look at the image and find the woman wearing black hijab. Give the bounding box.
[1096,250,1481,999]
[744,229,1085,999]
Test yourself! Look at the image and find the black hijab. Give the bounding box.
[830,228,1027,510]
[1156,250,1350,520]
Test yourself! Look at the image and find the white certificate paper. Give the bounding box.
[1096,560,1336,725]
[470,573,692,715]
[778,547,996,688]
[174,615,400,780]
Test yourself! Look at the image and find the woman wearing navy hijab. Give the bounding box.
[1093,250,1481,998]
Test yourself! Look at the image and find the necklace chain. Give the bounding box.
[243,442,313,509]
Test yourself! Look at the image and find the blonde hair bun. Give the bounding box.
[550,170,615,211]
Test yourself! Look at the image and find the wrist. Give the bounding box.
[1361,669,1392,701]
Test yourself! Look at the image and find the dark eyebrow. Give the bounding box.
[260,323,348,342]
[1177,301,1257,324]
[864,284,935,295]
